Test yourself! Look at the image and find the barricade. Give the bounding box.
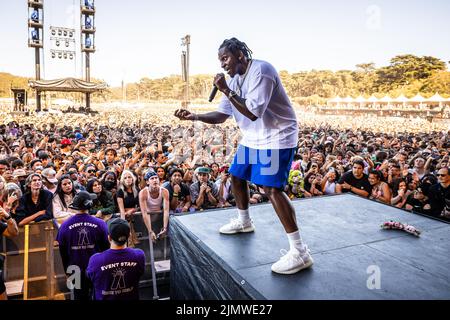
[0,212,169,299]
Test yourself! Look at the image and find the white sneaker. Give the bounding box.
[271,247,314,275]
[219,218,255,234]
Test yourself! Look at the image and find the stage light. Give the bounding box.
[58,52,62,59]
[85,16,92,29]
[52,52,56,58]
[65,41,69,47]
[58,29,62,36]
[85,0,94,9]
[69,53,74,60]
[63,30,67,36]
[51,29,56,36]
[56,40,60,47]
[85,36,92,48]
[63,53,67,59]
[31,29,39,41]
[69,31,73,37]
[31,10,39,22]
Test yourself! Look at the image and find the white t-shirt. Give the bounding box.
[217,59,298,149]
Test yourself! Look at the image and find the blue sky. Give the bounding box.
[1,0,449,86]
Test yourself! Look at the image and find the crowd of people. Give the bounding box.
[0,109,449,226]
[0,107,449,299]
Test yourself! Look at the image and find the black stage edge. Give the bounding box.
[170,194,450,300]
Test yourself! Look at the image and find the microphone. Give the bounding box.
[208,85,218,102]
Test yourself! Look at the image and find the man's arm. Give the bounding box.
[175,110,230,125]
[18,210,46,226]
[0,209,19,237]
[350,186,369,198]
[207,183,220,206]
[219,91,257,121]
[195,189,205,207]
[214,73,258,121]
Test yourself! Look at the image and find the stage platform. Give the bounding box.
[170,194,450,300]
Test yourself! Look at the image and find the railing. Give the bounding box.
[1,212,169,300]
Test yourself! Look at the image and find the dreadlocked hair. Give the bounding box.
[219,38,253,60]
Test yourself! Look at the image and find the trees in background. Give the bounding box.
[1,54,449,102]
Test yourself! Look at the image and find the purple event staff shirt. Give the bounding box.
[87,248,145,300]
[56,214,110,272]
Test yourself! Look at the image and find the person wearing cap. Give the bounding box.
[12,169,28,193]
[189,167,219,210]
[15,173,54,226]
[86,218,145,300]
[61,138,72,156]
[29,159,42,171]
[41,168,58,193]
[75,132,84,142]
[162,168,192,213]
[56,191,110,300]
[139,170,170,241]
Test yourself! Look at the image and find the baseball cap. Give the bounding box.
[13,169,28,178]
[69,191,97,210]
[41,168,58,184]
[196,167,210,174]
[61,138,72,146]
[144,170,157,180]
[75,132,84,141]
[108,218,130,243]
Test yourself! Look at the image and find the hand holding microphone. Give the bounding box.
[208,73,227,102]
[208,86,218,102]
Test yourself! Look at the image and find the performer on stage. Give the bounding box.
[174,37,313,274]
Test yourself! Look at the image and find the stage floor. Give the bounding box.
[171,194,450,300]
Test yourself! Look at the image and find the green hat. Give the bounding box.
[197,167,210,174]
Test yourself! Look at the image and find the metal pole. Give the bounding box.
[23,225,30,300]
[148,236,159,300]
[186,35,190,106]
[85,52,90,112]
[35,46,41,112]
[45,222,55,299]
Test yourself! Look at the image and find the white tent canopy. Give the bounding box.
[380,95,393,103]
[393,94,409,102]
[355,95,366,103]
[327,93,450,104]
[367,95,378,103]
[343,96,354,103]
[329,96,343,103]
[426,93,445,102]
[411,94,425,102]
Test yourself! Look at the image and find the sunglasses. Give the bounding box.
[437,174,447,177]
[87,170,96,173]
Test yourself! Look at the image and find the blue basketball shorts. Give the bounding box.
[229,144,296,189]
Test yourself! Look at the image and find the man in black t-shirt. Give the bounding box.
[427,167,449,220]
[162,168,192,213]
[336,160,371,198]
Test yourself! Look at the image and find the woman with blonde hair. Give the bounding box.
[117,170,140,246]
